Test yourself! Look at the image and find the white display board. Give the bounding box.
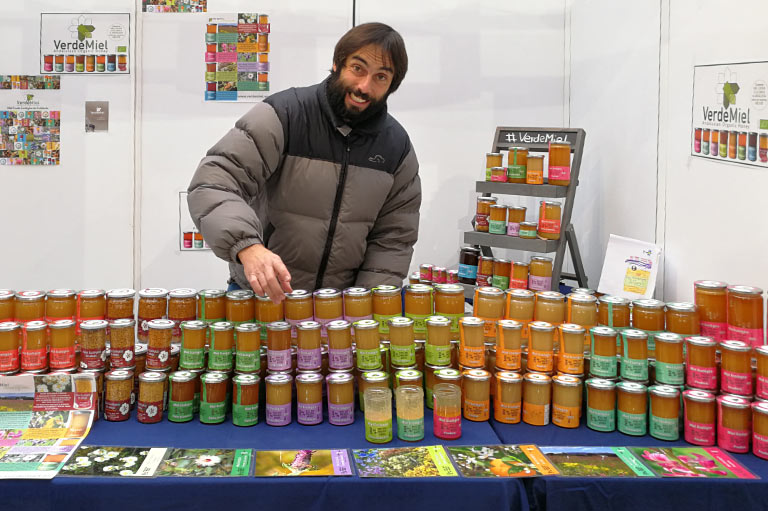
[597,234,662,300]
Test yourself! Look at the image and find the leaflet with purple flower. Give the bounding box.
[254,449,353,477]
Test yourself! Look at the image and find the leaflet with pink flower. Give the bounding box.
[629,447,757,479]
[155,448,252,477]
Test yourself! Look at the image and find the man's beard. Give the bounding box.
[326,72,388,126]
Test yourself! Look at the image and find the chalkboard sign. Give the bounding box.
[493,127,580,152]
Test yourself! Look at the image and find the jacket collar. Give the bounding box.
[317,75,389,137]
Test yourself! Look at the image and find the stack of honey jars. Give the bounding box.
[474,196,563,241]
[467,253,556,293]
[484,143,572,187]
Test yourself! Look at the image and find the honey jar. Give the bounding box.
[620,329,648,381]
[665,302,700,336]
[717,395,751,453]
[314,288,343,337]
[0,290,14,322]
[631,298,665,355]
[106,289,135,322]
[394,368,423,390]
[80,319,109,370]
[648,385,680,441]
[719,340,753,396]
[518,222,538,239]
[352,319,381,371]
[327,372,355,426]
[462,369,491,421]
[458,246,481,285]
[566,293,597,334]
[433,284,464,341]
[494,371,522,423]
[552,375,581,429]
[199,372,228,424]
[506,147,528,182]
[535,291,565,325]
[145,318,173,370]
[49,319,76,370]
[256,294,284,340]
[485,153,502,181]
[137,288,169,342]
[266,321,292,372]
[522,372,551,426]
[0,321,21,372]
[752,402,768,460]
[683,389,716,446]
[404,284,433,336]
[547,141,571,186]
[232,373,260,427]
[491,259,511,290]
[265,373,292,426]
[327,320,354,370]
[475,196,498,232]
[586,378,616,432]
[284,290,314,339]
[616,381,647,436]
[694,280,727,341]
[14,291,45,324]
[343,287,373,329]
[235,323,261,373]
[137,371,166,424]
[510,261,529,289]
[537,201,562,240]
[296,372,324,425]
[424,316,452,367]
[475,256,494,287]
[597,295,630,329]
[168,288,197,342]
[104,369,134,422]
[359,370,389,412]
[420,264,433,283]
[226,289,255,326]
[756,345,768,400]
[685,336,717,391]
[654,332,684,385]
[589,326,617,378]
[473,286,505,342]
[179,320,206,370]
[496,319,523,371]
[46,289,76,322]
[489,205,508,234]
[505,289,535,340]
[507,206,526,237]
[167,370,196,423]
[558,323,585,375]
[726,285,764,348]
[528,257,553,291]
[372,285,402,337]
[296,320,322,371]
[528,321,555,373]
[459,317,485,368]
[526,155,544,185]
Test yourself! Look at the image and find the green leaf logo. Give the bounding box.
[723,82,740,108]
[26,94,34,102]
[77,24,95,41]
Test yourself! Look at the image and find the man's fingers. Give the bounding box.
[274,258,293,294]
[247,275,265,297]
[262,265,285,304]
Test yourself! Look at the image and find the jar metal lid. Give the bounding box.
[463,369,491,382]
[493,258,511,264]
[0,290,14,300]
[486,152,502,157]
[314,288,341,299]
[477,196,498,202]
[139,288,169,298]
[0,321,20,332]
[507,289,534,299]
[686,336,716,348]
[81,319,109,330]
[476,286,504,297]
[694,280,727,290]
[405,284,433,294]
[683,389,715,403]
[297,321,321,331]
[327,320,351,331]
[181,320,206,330]
[616,381,647,393]
[520,222,538,228]
[24,321,48,332]
[523,372,551,384]
[508,206,527,211]
[235,323,260,333]
[147,319,175,330]
[498,319,523,330]
[648,385,679,398]
[200,372,228,384]
[585,378,616,390]
[353,319,379,330]
[226,290,254,300]
[285,289,311,300]
[553,374,581,387]
[540,200,562,207]
[753,402,768,415]
[622,329,648,340]
[361,371,389,383]
[326,372,354,384]
[666,302,696,312]
[434,368,462,381]
[171,345,180,356]
[139,371,167,383]
[106,369,134,381]
[49,319,76,329]
[107,288,136,299]
[530,321,555,332]
[513,261,530,268]
[168,370,196,383]
[632,298,665,309]
[560,323,585,334]
[266,321,291,331]
[15,290,44,301]
[568,293,597,303]
[232,373,260,385]
[537,291,564,301]
[170,288,198,298]
[47,289,76,298]
[295,372,324,384]
[590,326,616,337]
[598,295,629,305]
[720,340,751,352]
[198,289,226,299]
[459,317,484,327]
[389,317,414,327]
[655,332,683,344]
[756,345,768,357]
[426,316,451,327]
[396,369,422,382]
[343,287,371,297]
[571,288,595,295]
[496,371,523,383]
[530,256,553,263]
[717,395,750,409]
[490,204,507,210]
[727,285,763,295]
[372,285,401,296]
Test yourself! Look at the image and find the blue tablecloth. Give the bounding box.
[491,420,768,511]
[8,409,524,511]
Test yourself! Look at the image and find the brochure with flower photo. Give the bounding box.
[155,448,252,477]
[629,447,757,479]
[446,445,558,478]
[58,446,168,477]
[539,446,654,477]
[352,446,457,478]
[253,449,353,477]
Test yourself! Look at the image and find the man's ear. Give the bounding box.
[332,63,337,73]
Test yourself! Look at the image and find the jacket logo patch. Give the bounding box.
[368,154,385,164]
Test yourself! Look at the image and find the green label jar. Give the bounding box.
[425,344,451,366]
[617,411,647,436]
[199,401,226,424]
[397,417,424,442]
[587,407,615,432]
[235,350,259,372]
[179,348,204,369]
[590,354,617,378]
[208,349,233,371]
[620,358,648,381]
[365,418,392,443]
[233,403,258,427]
[390,344,416,366]
[655,361,684,385]
[650,415,678,441]
[356,348,382,370]
[168,399,193,423]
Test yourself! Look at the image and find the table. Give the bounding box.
[491,420,768,511]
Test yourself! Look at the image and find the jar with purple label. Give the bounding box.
[266,321,292,371]
[296,321,322,370]
[327,320,354,370]
[296,373,324,425]
[265,373,292,426]
[327,372,355,426]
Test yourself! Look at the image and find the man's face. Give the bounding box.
[328,44,394,124]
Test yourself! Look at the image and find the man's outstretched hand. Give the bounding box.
[238,244,293,303]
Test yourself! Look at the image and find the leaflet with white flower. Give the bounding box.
[0,374,95,479]
[155,448,252,477]
[58,446,168,477]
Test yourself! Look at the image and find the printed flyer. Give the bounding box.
[0,374,96,479]
[40,13,130,75]
[446,445,558,478]
[205,13,271,102]
[155,448,253,477]
[597,234,661,300]
[352,446,458,478]
[253,449,353,477]
[59,446,168,477]
[143,0,207,13]
[692,62,768,168]
[0,76,61,166]
[540,446,654,477]
[630,447,757,479]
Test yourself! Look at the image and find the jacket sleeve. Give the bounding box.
[355,145,421,287]
[187,101,285,263]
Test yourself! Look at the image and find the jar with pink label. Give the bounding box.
[683,390,716,446]
[719,340,753,396]
[717,395,751,453]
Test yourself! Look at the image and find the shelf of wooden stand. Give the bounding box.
[475,180,569,198]
[463,231,560,252]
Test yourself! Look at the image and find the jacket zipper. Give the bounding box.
[315,139,350,289]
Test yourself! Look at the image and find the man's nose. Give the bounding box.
[355,74,374,96]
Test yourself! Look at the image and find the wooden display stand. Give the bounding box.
[461,127,589,298]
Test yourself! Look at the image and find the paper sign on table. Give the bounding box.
[629,447,757,479]
[155,448,252,477]
[352,446,457,478]
[540,446,654,477]
[446,445,558,478]
[598,234,662,300]
[59,446,168,477]
[253,449,353,477]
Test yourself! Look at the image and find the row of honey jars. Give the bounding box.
[475,256,553,292]
[481,200,562,240]
[484,143,571,186]
[413,264,459,285]
[694,281,764,347]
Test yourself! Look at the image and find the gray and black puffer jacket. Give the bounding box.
[187,77,421,291]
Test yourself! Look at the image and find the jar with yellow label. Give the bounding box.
[46,289,76,322]
[0,290,14,322]
[494,371,522,423]
[552,375,581,428]
[528,321,555,373]
[620,329,648,381]
[372,285,402,338]
[558,323,585,375]
[459,317,485,368]
[752,402,768,460]
[433,284,464,341]
[589,326,617,378]
[496,320,523,371]
[353,319,382,371]
[327,320,354,371]
[284,290,314,339]
[683,390,716,446]
[685,336,717,391]
[510,261,529,289]
[462,369,491,421]
[506,147,527,182]
[14,291,45,324]
[388,317,416,367]
[586,378,616,432]
[648,385,680,441]
[537,201,562,240]
[654,332,684,386]
[617,381,647,436]
[404,284,433,337]
[522,373,551,425]
[535,291,565,325]
[717,395,751,453]
[528,257,553,291]
[473,287,504,343]
[598,296,630,329]
[665,302,700,336]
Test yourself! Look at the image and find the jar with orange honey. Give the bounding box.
[589,326,617,379]
[631,298,665,355]
[46,289,76,322]
[534,291,565,325]
[648,385,680,441]
[552,375,581,429]
[198,289,226,326]
[720,340,753,396]
[256,294,284,340]
[20,321,46,371]
[462,369,491,421]
[433,284,464,341]
[537,201,562,240]
[685,336,717,391]
[620,329,648,381]
[0,321,21,373]
[80,319,109,370]
[473,287,504,342]
[485,153,502,181]
[548,142,571,186]
[265,373,292,426]
[226,289,254,326]
[491,259,511,290]
[424,316,452,367]
[507,206,526,237]
[475,196,498,232]
[296,321,322,371]
[137,288,169,342]
[459,317,485,368]
[616,381,647,436]
[494,371,522,423]
[327,372,355,425]
[506,147,527,183]
[284,290,314,339]
[235,323,260,373]
[526,155,544,185]
[505,289,534,341]
[489,205,508,234]
[266,321,292,371]
[756,345,768,400]
[558,323,585,375]
[296,372,324,425]
[510,261,528,289]
[106,289,135,322]
[179,320,206,370]
[49,319,76,370]
[475,255,494,287]
[0,290,14,322]
[586,378,616,432]
[683,390,716,446]
[327,320,354,370]
[717,395,751,453]
[490,167,507,182]
[654,332,684,385]
[528,257,553,292]
[404,284,433,337]
[14,291,45,324]
[343,287,373,327]
[528,321,555,373]
[694,280,727,341]
[372,285,402,338]
[752,402,768,460]
[389,316,416,367]
[168,288,197,342]
[314,288,343,337]
[522,372,551,425]
[598,296,630,330]
[727,285,764,348]
[665,302,700,336]
[566,293,597,331]
[496,320,523,371]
